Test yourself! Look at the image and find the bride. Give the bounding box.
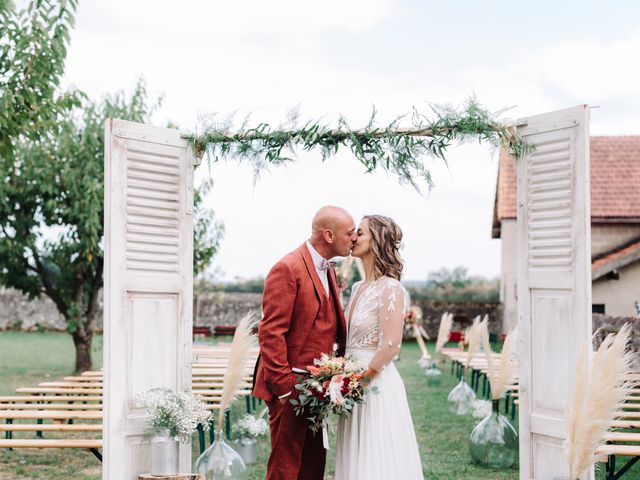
[335,214,424,479]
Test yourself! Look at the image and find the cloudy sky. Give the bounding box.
[61,0,640,281]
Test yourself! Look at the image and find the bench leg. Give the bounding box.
[225,410,231,440]
[608,454,640,480]
[36,418,43,439]
[89,448,102,462]
[245,396,251,414]
[197,423,205,455]
[5,419,12,441]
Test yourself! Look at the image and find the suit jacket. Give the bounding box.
[253,243,347,401]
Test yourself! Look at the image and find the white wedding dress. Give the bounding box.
[335,277,424,480]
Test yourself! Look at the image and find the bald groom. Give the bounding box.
[253,206,357,480]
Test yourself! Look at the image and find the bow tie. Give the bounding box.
[318,259,331,271]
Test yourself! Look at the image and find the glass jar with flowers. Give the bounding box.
[135,387,212,476]
[231,414,268,465]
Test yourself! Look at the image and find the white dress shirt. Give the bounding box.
[305,240,330,295]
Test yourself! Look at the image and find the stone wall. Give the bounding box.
[592,313,640,351]
[0,288,262,332]
[194,292,262,329]
[0,287,71,331]
[412,301,503,339]
[2,288,637,350]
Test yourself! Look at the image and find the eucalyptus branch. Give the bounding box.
[188,98,528,192]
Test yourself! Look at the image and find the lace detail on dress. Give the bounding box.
[346,277,408,365]
[350,325,380,349]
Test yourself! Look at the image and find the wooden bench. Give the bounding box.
[0,395,102,403]
[0,439,102,460]
[213,325,237,336]
[193,326,211,338]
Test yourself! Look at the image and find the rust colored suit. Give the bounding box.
[253,243,347,480]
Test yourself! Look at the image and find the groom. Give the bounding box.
[253,206,356,480]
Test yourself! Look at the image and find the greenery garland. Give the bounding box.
[188,98,527,192]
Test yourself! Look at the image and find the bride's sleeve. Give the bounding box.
[368,279,406,372]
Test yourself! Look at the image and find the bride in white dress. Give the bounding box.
[335,215,424,480]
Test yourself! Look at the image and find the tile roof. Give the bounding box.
[592,237,640,280]
[492,136,640,238]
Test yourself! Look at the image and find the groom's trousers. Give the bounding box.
[265,397,325,480]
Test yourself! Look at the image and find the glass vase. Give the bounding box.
[425,364,442,387]
[195,429,248,480]
[418,355,432,369]
[149,429,179,476]
[233,436,258,465]
[469,400,518,468]
[447,377,476,415]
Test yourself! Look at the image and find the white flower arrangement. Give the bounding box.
[135,388,212,443]
[233,414,268,439]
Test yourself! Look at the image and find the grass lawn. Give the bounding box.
[0,331,616,479]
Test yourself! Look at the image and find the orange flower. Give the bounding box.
[307,365,321,375]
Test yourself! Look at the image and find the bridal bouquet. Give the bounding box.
[290,344,376,445]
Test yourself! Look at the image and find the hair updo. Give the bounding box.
[363,214,403,281]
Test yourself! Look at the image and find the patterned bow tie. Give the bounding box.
[318,259,331,271]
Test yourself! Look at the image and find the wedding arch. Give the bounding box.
[102,102,591,480]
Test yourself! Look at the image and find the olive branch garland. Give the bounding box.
[186,98,527,192]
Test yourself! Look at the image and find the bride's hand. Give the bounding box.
[362,368,378,386]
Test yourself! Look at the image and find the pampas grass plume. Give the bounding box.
[435,312,453,353]
[565,323,636,479]
[465,315,482,368]
[218,312,257,429]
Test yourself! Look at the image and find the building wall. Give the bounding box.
[591,223,640,256]
[500,220,518,332]
[592,261,640,317]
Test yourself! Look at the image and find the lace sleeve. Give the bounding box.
[368,278,406,372]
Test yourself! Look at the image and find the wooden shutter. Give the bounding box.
[516,105,592,479]
[103,119,195,479]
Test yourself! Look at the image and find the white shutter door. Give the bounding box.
[103,119,195,479]
[516,105,592,479]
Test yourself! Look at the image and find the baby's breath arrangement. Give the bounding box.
[135,388,212,443]
[232,414,269,439]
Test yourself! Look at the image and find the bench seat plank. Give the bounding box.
[0,410,102,420]
[0,439,102,449]
[0,424,102,432]
[0,396,102,403]
[16,388,103,395]
[0,403,102,411]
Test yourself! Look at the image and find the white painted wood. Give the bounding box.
[516,105,592,480]
[104,119,195,480]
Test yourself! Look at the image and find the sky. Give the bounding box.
[60,0,640,282]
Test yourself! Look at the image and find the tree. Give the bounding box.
[0,0,79,158]
[0,80,223,372]
[193,179,224,277]
[407,266,499,303]
[0,82,147,371]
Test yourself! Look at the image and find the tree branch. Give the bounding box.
[32,252,68,318]
[85,256,103,332]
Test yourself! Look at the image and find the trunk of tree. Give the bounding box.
[72,328,94,373]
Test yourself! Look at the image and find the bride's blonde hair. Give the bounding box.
[363,215,403,281]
